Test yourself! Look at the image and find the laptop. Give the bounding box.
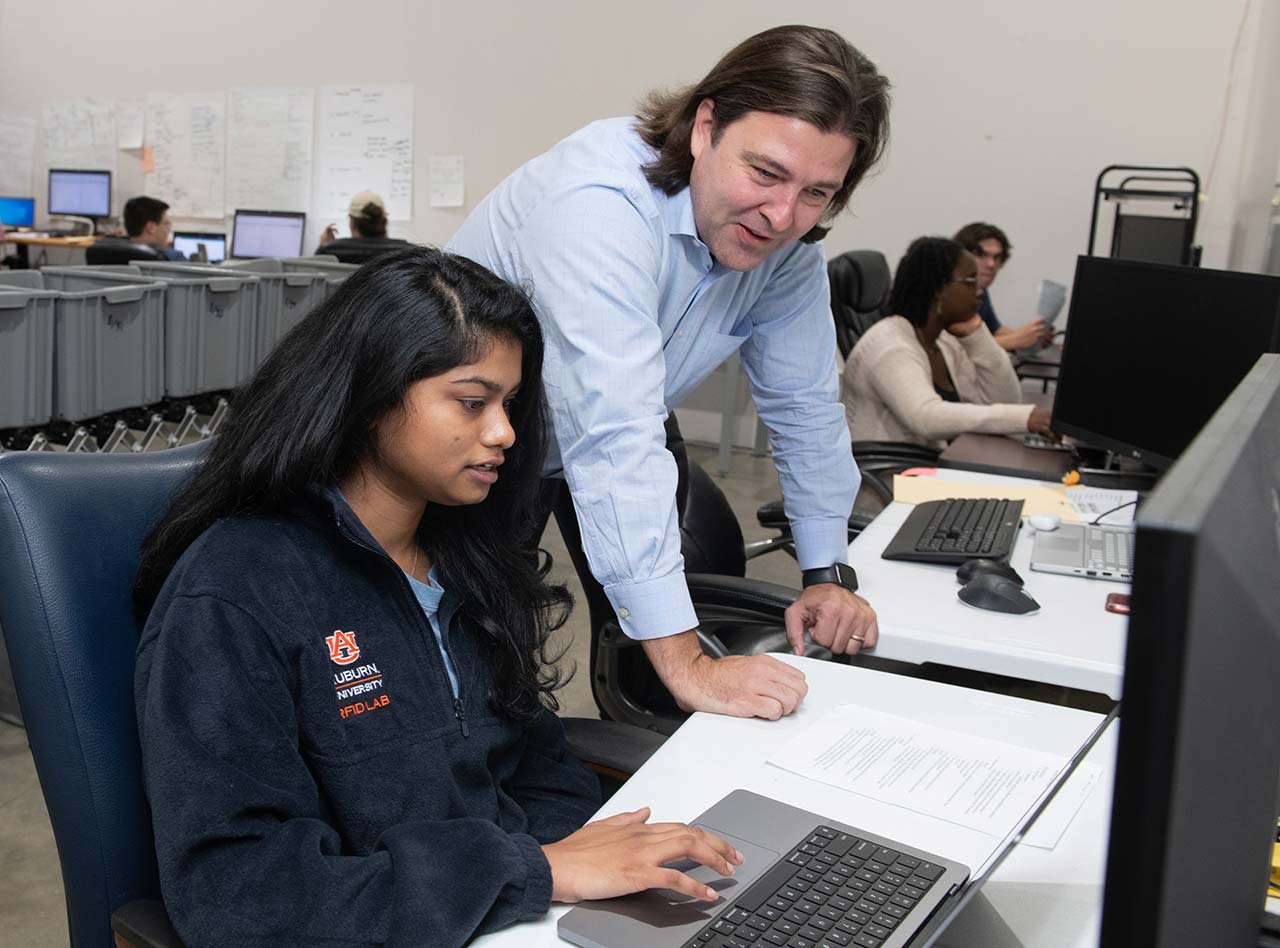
[172,231,227,263]
[558,708,1115,948]
[1029,522,1134,582]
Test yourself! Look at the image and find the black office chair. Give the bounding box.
[828,249,892,360]
[0,445,662,948]
[85,238,167,266]
[550,415,836,734]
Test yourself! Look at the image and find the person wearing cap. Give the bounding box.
[315,191,410,265]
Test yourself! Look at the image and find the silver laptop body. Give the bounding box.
[1029,522,1134,582]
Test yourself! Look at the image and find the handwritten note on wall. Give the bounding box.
[0,111,37,196]
[145,92,227,218]
[43,100,116,173]
[226,87,315,214]
[314,84,413,222]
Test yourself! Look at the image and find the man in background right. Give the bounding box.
[954,221,1054,352]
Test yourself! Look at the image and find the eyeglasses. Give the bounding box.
[950,275,981,289]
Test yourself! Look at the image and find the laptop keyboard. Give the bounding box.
[883,497,1025,565]
[1087,526,1133,573]
[682,825,945,948]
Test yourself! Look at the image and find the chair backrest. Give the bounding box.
[85,239,166,266]
[828,249,892,360]
[0,444,206,948]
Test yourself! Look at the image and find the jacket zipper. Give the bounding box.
[337,515,470,738]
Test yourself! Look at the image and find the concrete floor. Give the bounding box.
[0,441,807,946]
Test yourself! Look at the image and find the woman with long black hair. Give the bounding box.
[134,247,741,948]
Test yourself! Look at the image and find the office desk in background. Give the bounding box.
[2,233,97,267]
[940,433,1076,482]
[475,656,1116,948]
[847,469,1128,699]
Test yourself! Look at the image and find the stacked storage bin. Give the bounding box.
[151,260,328,367]
[0,274,57,429]
[232,256,360,301]
[3,270,163,421]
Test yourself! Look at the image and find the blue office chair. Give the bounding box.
[0,446,200,948]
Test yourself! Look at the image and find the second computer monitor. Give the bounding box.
[48,169,111,218]
[1052,255,1280,469]
[172,231,227,263]
[0,196,35,228]
[231,210,306,259]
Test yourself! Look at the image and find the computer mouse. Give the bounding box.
[1028,513,1061,531]
[955,558,1024,585]
[957,574,1041,615]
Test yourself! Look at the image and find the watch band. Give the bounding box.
[801,563,858,591]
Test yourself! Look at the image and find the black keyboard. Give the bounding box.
[682,825,946,948]
[881,498,1025,565]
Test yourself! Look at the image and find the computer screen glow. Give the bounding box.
[232,211,306,259]
[48,170,111,217]
[0,197,35,227]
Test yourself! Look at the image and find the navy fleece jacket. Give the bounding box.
[135,488,601,947]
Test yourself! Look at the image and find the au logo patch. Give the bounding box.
[325,629,361,666]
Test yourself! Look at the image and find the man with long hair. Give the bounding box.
[450,26,891,720]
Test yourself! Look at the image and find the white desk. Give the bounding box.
[849,470,1129,699]
[476,656,1115,948]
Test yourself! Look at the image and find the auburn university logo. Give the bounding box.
[325,629,361,666]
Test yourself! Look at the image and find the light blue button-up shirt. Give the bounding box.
[448,117,857,641]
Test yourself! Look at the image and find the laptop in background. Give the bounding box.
[1029,522,1133,582]
[172,231,227,263]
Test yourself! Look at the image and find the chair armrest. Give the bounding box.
[852,441,942,465]
[562,717,667,780]
[685,573,797,616]
[111,900,183,948]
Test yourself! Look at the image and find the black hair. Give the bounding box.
[135,246,571,719]
[124,196,169,238]
[953,221,1011,263]
[636,24,891,243]
[350,200,388,238]
[888,236,965,328]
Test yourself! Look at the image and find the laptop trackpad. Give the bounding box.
[557,825,779,940]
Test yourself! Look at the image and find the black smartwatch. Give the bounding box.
[801,562,858,592]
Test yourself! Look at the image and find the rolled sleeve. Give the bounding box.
[739,242,858,571]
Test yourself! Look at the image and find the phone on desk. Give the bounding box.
[1105,592,1131,615]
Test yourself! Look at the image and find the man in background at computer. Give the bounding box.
[954,222,1053,352]
[122,196,185,261]
[449,25,887,720]
[315,191,409,265]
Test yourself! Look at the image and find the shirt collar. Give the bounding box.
[661,185,701,241]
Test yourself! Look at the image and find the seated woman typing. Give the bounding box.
[841,236,1055,450]
[133,247,742,948]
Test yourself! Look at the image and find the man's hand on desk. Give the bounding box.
[785,584,878,657]
[642,630,808,720]
[542,806,743,903]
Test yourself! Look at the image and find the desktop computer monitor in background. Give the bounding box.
[1052,256,1280,469]
[0,196,35,228]
[47,169,111,218]
[172,231,227,263]
[1111,212,1193,266]
[1099,354,1280,948]
[231,210,306,259]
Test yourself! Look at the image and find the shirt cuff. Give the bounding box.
[510,833,554,918]
[603,571,698,641]
[791,516,854,571]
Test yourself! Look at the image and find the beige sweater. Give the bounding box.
[842,315,1033,450]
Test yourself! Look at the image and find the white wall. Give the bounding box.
[2,0,1276,321]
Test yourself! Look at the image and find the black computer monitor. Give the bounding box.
[172,231,227,263]
[231,210,306,259]
[1099,354,1280,947]
[1052,256,1280,469]
[0,196,35,228]
[47,169,111,218]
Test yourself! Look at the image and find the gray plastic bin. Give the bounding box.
[127,262,261,395]
[226,255,358,302]
[0,283,57,428]
[7,271,164,420]
[197,258,330,362]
